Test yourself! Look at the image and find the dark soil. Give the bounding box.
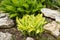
[0,27,58,40]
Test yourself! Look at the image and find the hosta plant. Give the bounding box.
[0,0,45,18]
[16,14,47,37]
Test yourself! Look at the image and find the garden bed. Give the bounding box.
[0,0,60,40]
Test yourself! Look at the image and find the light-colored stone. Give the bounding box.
[26,37,34,40]
[0,13,14,28]
[55,16,60,22]
[44,21,60,37]
[41,8,60,22]
[0,32,13,40]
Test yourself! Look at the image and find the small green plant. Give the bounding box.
[0,0,45,18]
[16,14,47,37]
[46,0,60,9]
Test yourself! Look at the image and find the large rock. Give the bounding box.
[0,13,14,28]
[41,8,60,22]
[44,21,60,37]
[0,32,14,40]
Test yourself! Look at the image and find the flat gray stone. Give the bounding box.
[44,21,60,37]
[0,32,14,40]
[41,8,60,23]
[0,12,14,28]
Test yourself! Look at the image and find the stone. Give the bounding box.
[0,13,14,28]
[0,32,14,40]
[55,16,60,22]
[44,21,60,37]
[26,37,34,40]
[41,8,60,22]
[41,33,56,40]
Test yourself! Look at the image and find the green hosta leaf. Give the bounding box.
[41,0,45,3]
[17,8,25,12]
[23,3,29,9]
[11,0,19,6]
[0,6,6,11]
[5,5,15,12]
[1,0,11,5]
[10,13,18,18]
